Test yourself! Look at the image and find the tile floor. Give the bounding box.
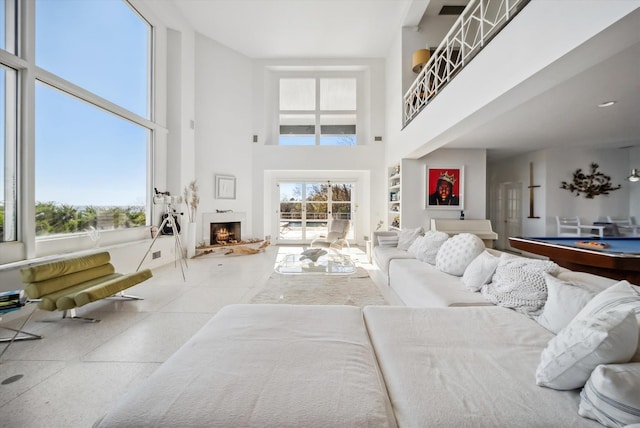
[0,244,373,427]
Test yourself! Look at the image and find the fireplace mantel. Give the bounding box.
[202,212,246,244]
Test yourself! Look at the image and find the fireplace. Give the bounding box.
[202,212,247,245]
[210,222,241,244]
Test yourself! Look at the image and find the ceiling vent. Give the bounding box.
[439,5,466,15]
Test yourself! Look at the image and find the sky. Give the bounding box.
[33,0,148,207]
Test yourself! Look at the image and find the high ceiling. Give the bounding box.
[170,0,419,58]
[168,0,640,160]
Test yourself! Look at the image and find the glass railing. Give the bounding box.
[403,0,530,126]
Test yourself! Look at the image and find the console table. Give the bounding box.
[430,219,498,248]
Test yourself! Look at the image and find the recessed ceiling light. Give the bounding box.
[597,101,616,107]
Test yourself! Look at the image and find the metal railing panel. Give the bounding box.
[403,0,530,126]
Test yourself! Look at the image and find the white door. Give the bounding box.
[496,182,522,250]
[276,181,354,244]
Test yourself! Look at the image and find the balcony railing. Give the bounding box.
[403,0,530,126]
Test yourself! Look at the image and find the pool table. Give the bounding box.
[508,236,640,284]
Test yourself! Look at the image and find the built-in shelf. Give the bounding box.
[388,165,401,230]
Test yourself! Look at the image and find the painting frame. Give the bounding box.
[426,165,464,209]
[215,174,236,200]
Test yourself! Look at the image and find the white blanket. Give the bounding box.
[363,306,602,427]
[96,304,396,427]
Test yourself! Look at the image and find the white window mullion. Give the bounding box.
[315,78,320,145]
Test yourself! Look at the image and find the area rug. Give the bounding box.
[249,268,388,307]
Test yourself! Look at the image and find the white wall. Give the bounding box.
[193,34,255,242]
[489,147,633,238]
[254,146,385,243]
[631,147,640,217]
[249,58,388,242]
[546,148,631,234]
[488,150,548,238]
[400,149,487,230]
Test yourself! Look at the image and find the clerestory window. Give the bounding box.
[278,76,357,146]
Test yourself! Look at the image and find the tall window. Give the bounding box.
[279,76,357,146]
[1,65,17,242]
[34,84,148,235]
[0,0,17,242]
[33,0,151,236]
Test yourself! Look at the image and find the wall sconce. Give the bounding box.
[628,168,640,182]
[412,48,430,73]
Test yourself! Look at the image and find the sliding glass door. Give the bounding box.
[278,181,353,244]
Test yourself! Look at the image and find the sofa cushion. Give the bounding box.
[24,263,116,300]
[556,271,619,294]
[397,227,423,250]
[416,231,449,265]
[535,272,598,334]
[435,233,485,276]
[377,235,399,247]
[462,250,500,292]
[389,259,492,307]
[481,257,560,317]
[96,304,396,427]
[536,281,640,390]
[372,245,414,278]
[363,306,601,427]
[20,252,111,283]
[578,363,640,427]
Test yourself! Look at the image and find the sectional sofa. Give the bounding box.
[95,229,640,427]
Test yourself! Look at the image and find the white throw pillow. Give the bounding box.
[481,257,560,317]
[377,235,399,247]
[556,271,618,294]
[416,231,449,265]
[397,227,423,251]
[535,272,598,334]
[579,363,640,427]
[462,250,500,292]
[407,235,423,258]
[536,281,640,390]
[435,233,485,276]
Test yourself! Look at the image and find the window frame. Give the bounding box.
[33,1,155,240]
[273,70,363,146]
[0,0,161,264]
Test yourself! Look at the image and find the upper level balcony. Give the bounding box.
[403,0,530,127]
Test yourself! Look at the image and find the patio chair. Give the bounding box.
[310,219,351,251]
[555,216,605,238]
[606,216,638,236]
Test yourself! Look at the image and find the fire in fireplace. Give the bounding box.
[210,222,241,245]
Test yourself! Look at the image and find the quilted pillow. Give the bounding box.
[579,363,640,427]
[397,227,423,251]
[435,233,485,276]
[535,272,598,334]
[462,250,500,292]
[536,281,640,390]
[481,257,560,317]
[416,231,449,265]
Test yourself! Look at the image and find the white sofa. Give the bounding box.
[96,230,640,427]
[372,229,501,307]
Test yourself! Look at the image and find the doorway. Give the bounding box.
[276,181,354,244]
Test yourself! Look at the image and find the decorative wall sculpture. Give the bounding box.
[560,163,621,198]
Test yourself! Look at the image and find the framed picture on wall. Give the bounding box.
[426,166,464,209]
[215,174,236,199]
